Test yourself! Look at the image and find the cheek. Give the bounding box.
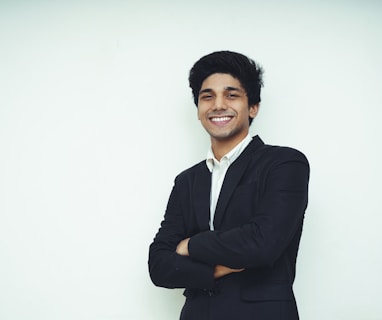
[197,105,208,120]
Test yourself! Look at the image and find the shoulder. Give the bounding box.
[174,160,208,183]
[263,145,309,164]
[245,141,310,185]
[246,137,309,169]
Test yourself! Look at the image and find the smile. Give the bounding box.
[210,116,233,123]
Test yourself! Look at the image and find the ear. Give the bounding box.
[249,104,259,118]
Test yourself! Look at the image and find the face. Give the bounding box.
[197,73,258,146]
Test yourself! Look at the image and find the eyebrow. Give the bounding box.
[198,86,243,96]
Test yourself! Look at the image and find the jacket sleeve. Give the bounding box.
[148,177,215,289]
[188,149,310,269]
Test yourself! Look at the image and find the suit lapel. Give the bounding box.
[193,163,211,231]
[213,136,264,229]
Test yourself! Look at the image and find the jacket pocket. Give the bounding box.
[241,283,293,302]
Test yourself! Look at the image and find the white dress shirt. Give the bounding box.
[206,134,252,230]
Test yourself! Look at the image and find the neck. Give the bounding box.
[211,133,248,161]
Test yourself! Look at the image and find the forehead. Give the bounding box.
[200,73,243,90]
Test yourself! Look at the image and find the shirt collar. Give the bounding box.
[206,133,252,172]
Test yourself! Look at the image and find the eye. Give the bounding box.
[200,94,213,101]
[226,93,239,99]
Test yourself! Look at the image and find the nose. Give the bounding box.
[213,95,227,110]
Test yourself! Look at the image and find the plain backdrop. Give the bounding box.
[1,1,381,319]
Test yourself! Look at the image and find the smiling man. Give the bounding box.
[197,73,258,160]
[149,51,310,320]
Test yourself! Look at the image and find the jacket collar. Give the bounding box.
[193,135,265,231]
[213,135,264,229]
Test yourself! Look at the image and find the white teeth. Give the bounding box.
[211,117,231,122]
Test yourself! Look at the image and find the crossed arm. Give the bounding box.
[176,238,244,279]
[149,152,309,289]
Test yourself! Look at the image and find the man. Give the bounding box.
[148,51,309,320]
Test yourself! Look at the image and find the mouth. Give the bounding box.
[209,116,233,125]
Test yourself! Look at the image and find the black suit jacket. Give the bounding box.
[149,136,310,320]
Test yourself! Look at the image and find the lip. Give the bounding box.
[209,115,233,126]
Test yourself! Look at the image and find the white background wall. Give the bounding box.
[1,1,381,319]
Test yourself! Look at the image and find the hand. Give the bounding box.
[214,265,245,279]
[176,238,190,256]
